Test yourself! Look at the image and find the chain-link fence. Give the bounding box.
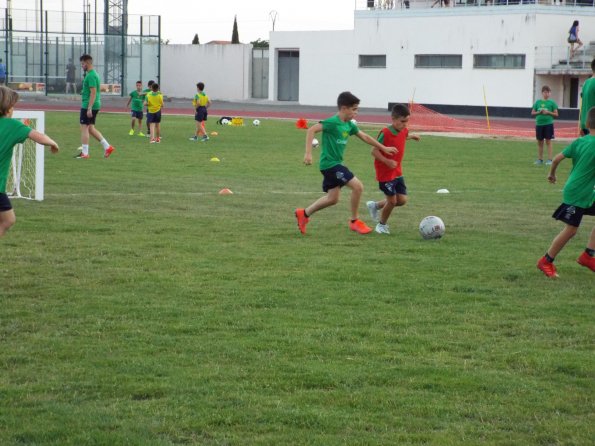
[0,7,160,97]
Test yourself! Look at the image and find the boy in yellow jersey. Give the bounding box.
[189,82,211,142]
[145,83,164,143]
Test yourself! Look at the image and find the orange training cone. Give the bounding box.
[219,188,233,195]
[296,118,308,129]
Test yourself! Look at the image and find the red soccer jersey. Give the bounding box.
[374,126,408,182]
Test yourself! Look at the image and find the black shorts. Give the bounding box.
[321,165,355,192]
[131,110,143,120]
[582,128,590,136]
[147,111,162,124]
[195,106,208,122]
[80,108,99,125]
[552,202,595,227]
[536,124,554,141]
[379,176,407,197]
[0,193,13,211]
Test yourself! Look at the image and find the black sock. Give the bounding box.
[545,253,555,263]
[304,210,309,218]
[351,219,357,223]
[586,248,595,257]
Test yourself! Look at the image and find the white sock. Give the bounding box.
[99,138,110,150]
[82,144,89,156]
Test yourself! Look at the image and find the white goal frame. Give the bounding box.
[8,111,45,201]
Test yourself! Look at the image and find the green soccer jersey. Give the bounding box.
[533,99,558,126]
[0,116,32,193]
[580,77,595,130]
[561,135,595,209]
[129,90,144,112]
[319,115,360,170]
[81,69,101,110]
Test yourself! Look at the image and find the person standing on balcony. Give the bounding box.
[568,20,583,59]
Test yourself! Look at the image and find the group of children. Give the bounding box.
[126,81,211,144]
[296,90,594,278]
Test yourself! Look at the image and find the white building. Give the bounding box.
[267,0,595,115]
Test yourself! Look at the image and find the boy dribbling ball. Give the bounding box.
[0,86,59,236]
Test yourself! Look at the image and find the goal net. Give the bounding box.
[7,111,45,201]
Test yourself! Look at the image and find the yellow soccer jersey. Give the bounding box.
[193,92,209,108]
[147,92,164,113]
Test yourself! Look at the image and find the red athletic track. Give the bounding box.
[17,100,580,139]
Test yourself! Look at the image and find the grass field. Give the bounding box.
[1,110,593,445]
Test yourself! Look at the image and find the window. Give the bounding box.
[414,54,462,69]
[473,54,525,69]
[359,54,386,68]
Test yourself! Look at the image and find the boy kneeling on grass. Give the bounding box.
[537,107,595,278]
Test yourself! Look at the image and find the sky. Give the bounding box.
[6,0,358,44]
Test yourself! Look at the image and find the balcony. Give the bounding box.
[354,0,594,9]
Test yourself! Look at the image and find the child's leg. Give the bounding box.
[195,120,200,137]
[197,120,205,137]
[545,138,553,161]
[379,195,397,225]
[156,123,160,139]
[131,117,136,130]
[546,223,578,259]
[537,139,544,160]
[305,187,341,217]
[346,177,364,220]
[587,226,595,251]
[89,125,105,142]
[201,121,206,136]
[0,209,16,237]
[150,123,156,139]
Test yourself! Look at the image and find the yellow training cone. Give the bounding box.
[219,188,233,195]
[210,157,220,162]
[210,131,218,136]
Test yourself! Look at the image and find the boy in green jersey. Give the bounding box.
[190,82,211,142]
[126,80,145,136]
[579,59,595,136]
[77,54,115,159]
[531,85,558,165]
[295,91,397,235]
[0,86,59,236]
[537,107,595,278]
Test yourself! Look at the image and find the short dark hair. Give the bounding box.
[591,58,595,72]
[587,106,595,130]
[541,85,551,93]
[197,82,205,90]
[148,80,155,87]
[391,103,410,119]
[79,54,92,62]
[337,91,360,109]
[151,83,159,92]
[136,80,142,84]
[0,86,19,116]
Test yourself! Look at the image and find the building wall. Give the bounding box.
[160,44,252,100]
[269,7,595,109]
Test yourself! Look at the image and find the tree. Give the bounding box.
[250,38,269,48]
[231,15,240,44]
[192,34,200,45]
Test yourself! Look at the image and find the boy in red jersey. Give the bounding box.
[366,103,420,234]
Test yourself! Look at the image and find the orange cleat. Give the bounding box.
[104,146,115,158]
[295,208,309,234]
[537,256,559,278]
[349,219,372,234]
[577,252,595,272]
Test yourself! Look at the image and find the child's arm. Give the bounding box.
[547,152,566,184]
[531,108,539,116]
[407,134,421,141]
[206,99,212,109]
[371,147,397,169]
[304,123,322,165]
[126,97,131,108]
[28,130,59,154]
[356,130,397,155]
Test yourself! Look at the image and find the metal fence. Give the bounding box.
[0,8,161,97]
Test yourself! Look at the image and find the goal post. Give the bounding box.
[7,111,45,201]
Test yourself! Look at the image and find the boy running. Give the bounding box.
[579,59,595,136]
[366,103,420,234]
[76,54,115,159]
[189,82,211,142]
[126,80,145,136]
[531,85,558,166]
[0,86,59,236]
[295,91,397,235]
[537,106,595,277]
[145,82,164,143]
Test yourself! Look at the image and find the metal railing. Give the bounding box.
[355,0,594,9]
[535,44,594,70]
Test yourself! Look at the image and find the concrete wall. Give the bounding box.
[160,44,252,100]
[269,7,595,109]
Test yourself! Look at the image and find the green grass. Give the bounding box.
[1,111,593,445]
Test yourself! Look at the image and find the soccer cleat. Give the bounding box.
[104,146,115,158]
[545,159,553,166]
[137,132,145,137]
[189,136,198,141]
[534,159,543,165]
[537,256,558,278]
[366,200,379,222]
[349,219,373,234]
[156,137,161,143]
[295,208,309,234]
[75,153,89,159]
[150,138,156,144]
[375,223,390,234]
[128,129,134,136]
[201,135,210,142]
[577,252,595,272]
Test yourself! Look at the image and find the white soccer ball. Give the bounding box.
[312,138,319,148]
[221,118,229,125]
[419,216,445,240]
[252,119,260,126]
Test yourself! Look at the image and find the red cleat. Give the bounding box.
[577,252,595,272]
[295,208,309,234]
[104,146,115,158]
[537,256,559,278]
[349,219,373,234]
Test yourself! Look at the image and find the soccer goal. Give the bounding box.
[7,111,45,201]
